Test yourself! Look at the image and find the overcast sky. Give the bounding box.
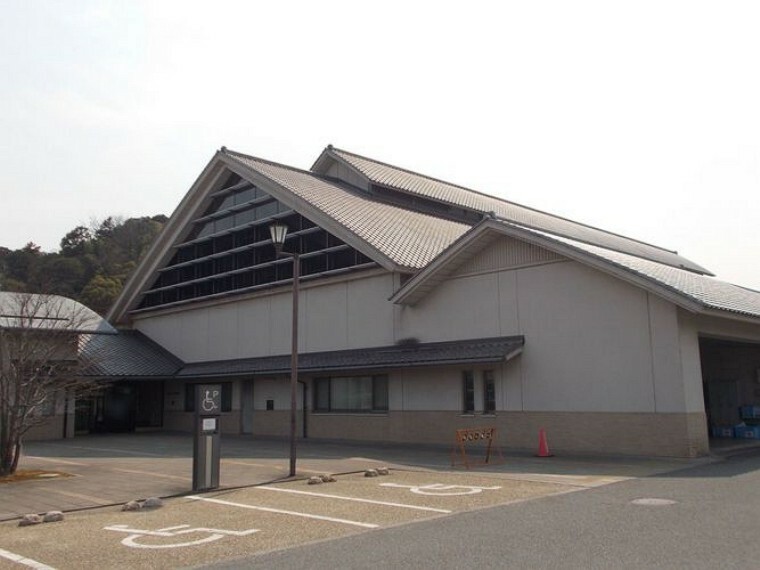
[1,1,758,289]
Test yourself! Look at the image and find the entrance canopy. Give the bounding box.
[178,336,524,378]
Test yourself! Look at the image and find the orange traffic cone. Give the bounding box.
[536,428,553,457]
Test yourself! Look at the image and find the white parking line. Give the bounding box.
[186,495,378,529]
[23,456,87,466]
[0,547,57,570]
[113,468,191,482]
[256,486,452,513]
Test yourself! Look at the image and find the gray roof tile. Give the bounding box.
[178,336,524,378]
[224,151,469,270]
[329,148,711,275]
[79,330,183,377]
[521,225,760,320]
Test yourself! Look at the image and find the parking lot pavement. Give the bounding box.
[3,432,710,523]
[0,470,580,570]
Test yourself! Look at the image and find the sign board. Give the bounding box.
[193,384,222,491]
[450,426,504,469]
[197,385,222,415]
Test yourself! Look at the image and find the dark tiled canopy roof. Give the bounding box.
[79,330,183,377]
[178,336,524,378]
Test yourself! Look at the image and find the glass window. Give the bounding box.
[139,208,379,311]
[234,207,257,227]
[314,378,330,412]
[197,222,215,239]
[218,194,236,211]
[215,215,234,233]
[255,200,278,219]
[462,371,474,414]
[235,186,257,204]
[313,376,388,413]
[483,370,495,414]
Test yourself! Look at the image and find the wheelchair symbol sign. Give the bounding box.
[104,524,259,549]
[379,483,501,496]
[197,384,221,415]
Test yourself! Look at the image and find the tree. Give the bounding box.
[80,274,123,316]
[0,292,107,476]
[0,214,167,314]
[60,226,93,257]
[2,243,43,290]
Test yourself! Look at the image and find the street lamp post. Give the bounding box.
[269,222,299,477]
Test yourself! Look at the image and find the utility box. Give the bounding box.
[192,384,221,491]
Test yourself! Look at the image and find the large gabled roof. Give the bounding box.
[313,146,712,275]
[222,150,469,270]
[109,148,471,323]
[111,144,741,326]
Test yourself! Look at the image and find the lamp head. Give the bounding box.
[269,222,288,254]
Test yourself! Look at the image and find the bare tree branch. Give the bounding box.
[0,292,114,476]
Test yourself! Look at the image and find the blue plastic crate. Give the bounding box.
[711,426,734,438]
[740,406,760,419]
[734,425,760,439]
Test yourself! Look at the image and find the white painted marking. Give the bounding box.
[0,547,57,570]
[256,485,452,513]
[112,468,191,481]
[23,456,86,466]
[380,483,501,496]
[33,444,164,457]
[186,495,379,528]
[631,498,677,506]
[103,524,258,549]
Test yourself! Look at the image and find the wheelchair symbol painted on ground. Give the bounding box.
[103,524,259,549]
[379,483,501,496]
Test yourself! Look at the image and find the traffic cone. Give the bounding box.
[536,428,553,457]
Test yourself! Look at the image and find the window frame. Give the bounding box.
[462,370,475,414]
[313,375,389,414]
[483,370,496,414]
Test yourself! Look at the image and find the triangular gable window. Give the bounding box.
[137,175,376,311]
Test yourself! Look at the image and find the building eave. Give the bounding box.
[392,219,706,314]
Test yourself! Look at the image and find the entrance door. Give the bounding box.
[75,398,95,434]
[102,384,136,432]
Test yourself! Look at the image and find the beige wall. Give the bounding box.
[303,410,707,458]
[137,234,760,457]
[135,272,395,362]
[395,258,690,414]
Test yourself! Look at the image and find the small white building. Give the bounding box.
[97,145,760,457]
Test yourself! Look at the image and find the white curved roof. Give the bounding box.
[0,292,116,334]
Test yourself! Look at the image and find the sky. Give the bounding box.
[1,1,759,290]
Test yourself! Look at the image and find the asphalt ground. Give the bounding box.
[1,433,748,569]
[2,432,717,522]
[210,447,760,570]
[0,470,579,570]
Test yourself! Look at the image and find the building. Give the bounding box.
[75,146,760,457]
[0,292,116,441]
